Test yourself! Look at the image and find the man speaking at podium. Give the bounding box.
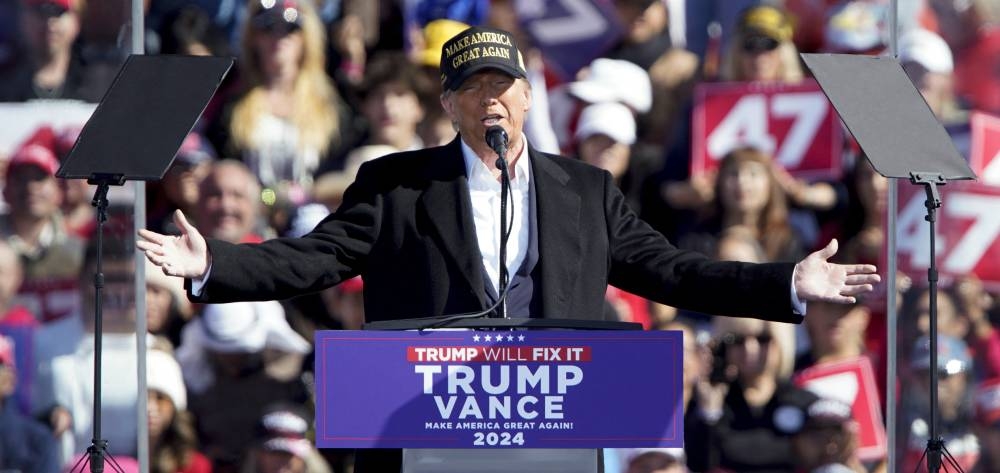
[138,25,878,470]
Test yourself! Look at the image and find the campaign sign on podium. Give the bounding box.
[315,330,683,449]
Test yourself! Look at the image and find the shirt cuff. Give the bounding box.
[190,263,212,297]
[790,267,807,316]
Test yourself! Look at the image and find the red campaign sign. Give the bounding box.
[892,181,1000,291]
[793,357,886,462]
[970,111,1000,185]
[691,80,843,179]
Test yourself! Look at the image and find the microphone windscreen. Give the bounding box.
[485,125,508,152]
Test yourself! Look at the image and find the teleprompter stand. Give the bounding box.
[364,316,640,473]
[802,54,976,473]
[57,54,232,473]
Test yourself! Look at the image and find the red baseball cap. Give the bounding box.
[7,143,60,177]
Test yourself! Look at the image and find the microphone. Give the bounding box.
[485,125,511,318]
[485,125,508,167]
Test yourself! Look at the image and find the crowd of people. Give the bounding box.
[0,0,999,472]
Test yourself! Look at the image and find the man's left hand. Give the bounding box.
[794,239,880,304]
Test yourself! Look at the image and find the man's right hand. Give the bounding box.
[137,210,210,279]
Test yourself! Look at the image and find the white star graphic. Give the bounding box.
[485,335,493,342]
[518,334,526,342]
[507,335,514,342]
[473,334,481,342]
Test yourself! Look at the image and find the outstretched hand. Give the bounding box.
[136,210,210,279]
[794,239,880,304]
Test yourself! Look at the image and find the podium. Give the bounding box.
[316,317,680,473]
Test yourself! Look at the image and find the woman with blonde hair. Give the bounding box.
[719,4,804,84]
[209,0,349,199]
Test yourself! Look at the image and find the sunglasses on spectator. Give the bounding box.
[723,332,774,346]
[742,36,780,53]
[255,22,301,36]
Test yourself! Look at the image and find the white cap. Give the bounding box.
[286,203,331,238]
[574,102,637,145]
[199,301,310,354]
[898,29,954,74]
[147,349,187,410]
[568,58,652,113]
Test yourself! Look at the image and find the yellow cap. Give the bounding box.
[739,5,793,42]
[419,19,470,67]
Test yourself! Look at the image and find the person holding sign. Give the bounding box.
[138,25,879,472]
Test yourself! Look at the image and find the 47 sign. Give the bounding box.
[895,181,1000,289]
[692,80,842,178]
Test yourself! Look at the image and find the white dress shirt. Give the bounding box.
[460,139,531,296]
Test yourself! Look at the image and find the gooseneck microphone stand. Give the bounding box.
[417,127,514,329]
[67,174,129,473]
[487,125,512,318]
[908,172,963,473]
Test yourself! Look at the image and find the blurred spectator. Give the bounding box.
[409,18,466,147]
[207,0,354,202]
[954,276,1000,380]
[659,319,705,412]
[149,132,215,236]
[318,275,364,331]
[549,57,652,153]
[572,101,656,326]
[680,146,804,263]
[899,334,980,472]
[157,5,232,57]
[839,157,887,267]
[719,4,804,83]
[822,0,889,55]
[951,0,1000,114]
[357,51,431,152]
[622,448,687,473]
[684,0,763,61]
[574,101,639,208]
[900,282,1000,382]
[0,238,40,416]
[899,28,964,124]
[176,301,310,473]
[686,317,803,473]
[0,0,107,102]
[195,160,267,244]
[928,0,989,52]
[240,404,332,473]
[146,347,212,473]
[714,228,796,378]
[786,390,864,473]
[52,125,94,239]
[796,298,872,369]
[145,259,192,349]
[607,0,700,150]
[0,334,59,473]
[973,378,1000,473]
[0,239,33,329]
[35,235,138,466]
[1,141,84,325]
